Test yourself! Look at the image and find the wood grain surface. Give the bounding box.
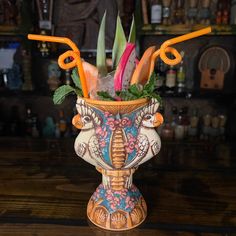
[0,138,235,235]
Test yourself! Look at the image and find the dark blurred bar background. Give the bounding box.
[0,0,236,234]
[0,0,236,143]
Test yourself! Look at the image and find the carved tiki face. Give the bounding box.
[73,98,163,170]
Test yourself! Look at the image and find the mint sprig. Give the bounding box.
[97,91,116,101]
[53,68,83,105]
[97,72,162,103]
[53,85,77,104]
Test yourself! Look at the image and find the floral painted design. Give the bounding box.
[90,107,140,166]
[91,184,142,213]
[104,111,113,118]
[106,117,132,131]
[95,126,108,147]
[124,133,138,154]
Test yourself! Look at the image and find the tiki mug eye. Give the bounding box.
[144,114,152,120]
[83,116,91,123]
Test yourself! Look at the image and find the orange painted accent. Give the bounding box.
[72,114,83,129]
[153,112,164,127]
[84,97,148,106]
[27,34,89,98]
[87,168,147,230]
[148,27,212,77]
[83,97,149,115]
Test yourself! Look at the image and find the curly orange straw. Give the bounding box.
[28,34,89,98]
[149,27,212,78]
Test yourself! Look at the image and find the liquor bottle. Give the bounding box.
[182,106,190,137]
[216,0,227,24]
[32,114,41,138]
[199,0,211,25]
[165,64,176,94]
[216,0,222,24]
[222,0,230,24]
[55,123,60,138]
[42,117,55,138]
[201,114,211,140]
[59,110,67,137]
[31,116,40,138]
[173,0,185,24]
[161,123,174,140]
[155,58,165,94]
[174,107,185,140]
[188,108,199,139]
[141,0,149,24]
[187,0,198,25]
[171,106,178,129]
[176,51,186,95]
[162,0,172,25]
[25,107,33,136]
[9,105,22,136]
[219,114,227,140]
[216,10,222,24]
[151,0,163,24]
[230,0,236,24]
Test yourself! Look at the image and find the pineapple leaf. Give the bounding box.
[112,15,127,68]
[128,15,136,43]
[96,11,108,76]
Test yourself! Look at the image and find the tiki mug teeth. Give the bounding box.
[73,97,163,231]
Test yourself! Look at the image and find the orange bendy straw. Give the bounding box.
[149,27,212,78]
[27,34,89,98]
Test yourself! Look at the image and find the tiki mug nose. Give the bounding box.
[153,112,164,127]
[72,114,83,129]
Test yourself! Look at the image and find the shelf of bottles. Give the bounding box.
[0,26,23,36]
[152,54,236,100]
[154,53,190,98]
[139,24,236,35]
[140,0,236,35]
[157,105,227,142]
[0,104,79,139]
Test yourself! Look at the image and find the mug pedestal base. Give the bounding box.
[87,184,147,231]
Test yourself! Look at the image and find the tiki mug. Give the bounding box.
[72,97,163,231]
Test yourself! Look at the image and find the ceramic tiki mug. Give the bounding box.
[28,26,211,231]
[72,97,163,230]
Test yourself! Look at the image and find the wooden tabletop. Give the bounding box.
[0,138,235,235]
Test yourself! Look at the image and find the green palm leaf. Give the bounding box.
[96,11,108,76]
[112,15,127,68]
[128,15,136,43]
